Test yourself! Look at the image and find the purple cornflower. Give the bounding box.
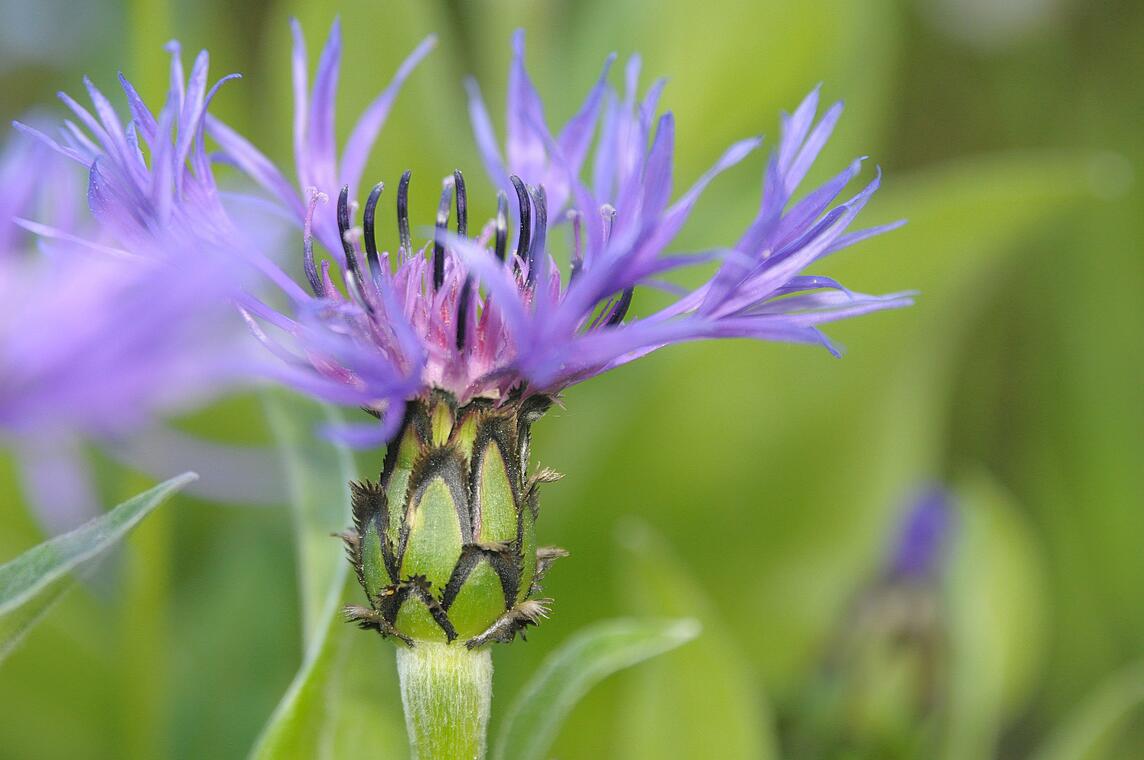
[3,46,271,530]
[214,22,912,445]
[886,486,955,581]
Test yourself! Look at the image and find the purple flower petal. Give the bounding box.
[339,35,436,197]
[888,487,956,580]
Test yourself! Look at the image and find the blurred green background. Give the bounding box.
[2,0,1142,758]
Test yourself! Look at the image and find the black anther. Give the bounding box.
[509,175,531,275]
[605,287,634,326]
[453,170,467,238]
[456,279,473,351]
[433,178,454,290]
[337,185,367,290]
[363,181,384,287]
[397,170,412,258]
[526,185,547,286]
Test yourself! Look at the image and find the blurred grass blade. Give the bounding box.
[252,392,408,759]
[1031,661,1144,760]
[247,579,351,760]
[261,391,356,645]
[0,472,196,662]
[0,472,196,615]
[493,617,701,760]
[615,519,779,760]
[250,584,411,760]
[128,0,171,97]
[0,581,58,663]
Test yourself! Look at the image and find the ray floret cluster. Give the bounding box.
[221,23,912,449]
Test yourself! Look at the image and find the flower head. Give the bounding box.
[198,20,917,651]
[217,23,911,445]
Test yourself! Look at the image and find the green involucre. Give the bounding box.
[345,392,562,648]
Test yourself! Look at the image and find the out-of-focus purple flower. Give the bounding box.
[15,42,254,259]
[7,41,289,424]
[0,119,89,261]
[887,486,955,581]
[0,248,247,440]
[2,47,274,530]
[216,22,912,446]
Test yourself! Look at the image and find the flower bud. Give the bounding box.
[787,488,956,757]
[344,392,564,648]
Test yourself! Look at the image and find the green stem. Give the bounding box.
[396,643,493,760]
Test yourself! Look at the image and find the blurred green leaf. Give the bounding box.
[249,392,358,758]
[1031,660,1144,760]
[249,573,408,760]
[1013,192,1144,706]
[261,392,355,645]
[321,624,408,759]
[117,472,175,760]
[0,472,195,663]
[493,617,701,760]
[942,468,1049,760]
[858,151,1101,297]
[615,519,779,760]
[251,393,406,758]
[127,0,172,99]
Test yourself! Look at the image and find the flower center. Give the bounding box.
[323,169,633,359]
[326,170,552,354]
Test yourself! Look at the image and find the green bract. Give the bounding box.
[344,392,565,648]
